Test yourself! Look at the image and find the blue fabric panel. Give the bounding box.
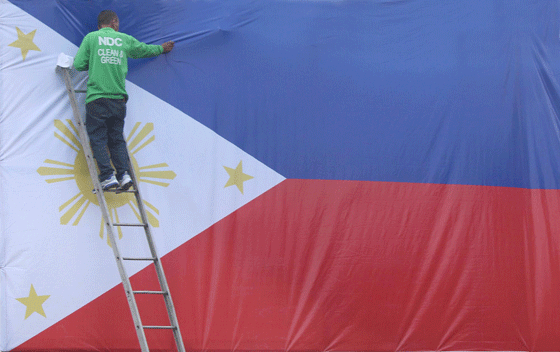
[11,0,560,188]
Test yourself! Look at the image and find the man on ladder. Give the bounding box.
[61,10,184,352]
[74,9,174,191]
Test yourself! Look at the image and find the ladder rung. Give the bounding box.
[132,290,167,295]
[115,189,136,194]
[113,222,146,227]
[122,257,155,261]
[105,188,136,193]
[92,188,135,194]
[143,325,176,330]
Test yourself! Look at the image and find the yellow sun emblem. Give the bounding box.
[37,119,176,245]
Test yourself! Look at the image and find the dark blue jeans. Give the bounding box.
[85,98,129,181]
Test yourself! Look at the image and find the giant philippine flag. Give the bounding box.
[2,0,560,351]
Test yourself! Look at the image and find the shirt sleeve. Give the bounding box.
[73,34,90,71]
[126,35,164,59]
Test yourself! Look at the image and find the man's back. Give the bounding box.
[74,27,163,103]
[71,10,173,189]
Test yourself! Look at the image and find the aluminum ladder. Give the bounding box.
[58,66,185,352]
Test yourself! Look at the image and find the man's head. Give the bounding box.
[98,10,119,31]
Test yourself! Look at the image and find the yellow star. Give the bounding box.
[8,27,41,61]
[223,160,254,194]
[16,284,50,319]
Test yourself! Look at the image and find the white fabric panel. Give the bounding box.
[0,1,284,349]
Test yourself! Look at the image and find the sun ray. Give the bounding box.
[60,194,88,225]
[45,176,75,183]
[139,163,168,170]
[128,200,159,227]
[146,209,159,227]
[54,119,81,150]
[66,119,81,140]
[37,161,77,183]
[59,192,81,212]
[126,122,141,143]
[146,211,159,227]
[143,200,160,215]
[131,135,154,155]
[139,170,176,180]
[37,166,74,176]
[54,133,80,153]
[73,200,91,226]
[128,200,143,223]
[44,159,74,167]
[139,179,170,187]
[128,123,153,151]
[137,164,176,187]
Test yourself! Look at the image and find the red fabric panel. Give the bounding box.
[17,180,560,351]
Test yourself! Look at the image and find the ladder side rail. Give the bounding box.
[125,144,186,352]
[60,68,151,352]
[60,69,106,201]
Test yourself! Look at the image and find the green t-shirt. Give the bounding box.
[74,27,163,103]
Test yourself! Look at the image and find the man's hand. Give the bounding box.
[162,41,174,53]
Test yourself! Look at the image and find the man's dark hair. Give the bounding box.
[98,10,118,27]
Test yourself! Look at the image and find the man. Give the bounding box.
[74,10,174,191]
